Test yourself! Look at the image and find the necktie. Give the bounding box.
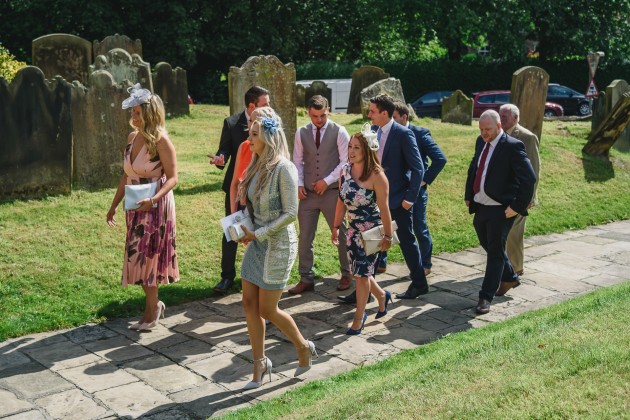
[377,128,382,141]
[315,127,321,149]
[473,142,490,194]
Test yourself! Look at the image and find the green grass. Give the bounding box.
[223,282,630,419]
[1,106,629,341]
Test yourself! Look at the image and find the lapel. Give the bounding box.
[486,132,507,176]
[237,111,248,130]
[381,122,396,164]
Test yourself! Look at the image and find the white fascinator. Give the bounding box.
[122,83,152,109]
[361,122,379,151]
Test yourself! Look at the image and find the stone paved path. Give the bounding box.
[2,221,630,419]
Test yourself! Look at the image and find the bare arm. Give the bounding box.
[331,178,347,246]
[373,171,393,252]
[134,135,178,212]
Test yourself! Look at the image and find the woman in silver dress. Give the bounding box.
[237,111,317,390]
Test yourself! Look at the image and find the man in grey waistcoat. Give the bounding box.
[289,95,352,294]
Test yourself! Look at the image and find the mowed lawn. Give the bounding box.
[1,105,630,340]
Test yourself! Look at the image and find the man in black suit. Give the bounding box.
[465,110,536,314]
[209,86,270,293]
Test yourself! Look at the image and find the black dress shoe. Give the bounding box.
[475,298,491,314]
[214,278,234,294]
[337,290,374,304]
[396,286,429,299]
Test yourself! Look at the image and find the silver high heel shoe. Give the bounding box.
[139,301,165,331]
[294,340,318,377]
[128,322,144,330]
[243,357,272,390]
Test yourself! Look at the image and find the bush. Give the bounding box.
[0,44,26,82]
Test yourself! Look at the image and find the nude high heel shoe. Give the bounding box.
[243,357,272,390]
[294,340,318,377]
[139,301,165,330]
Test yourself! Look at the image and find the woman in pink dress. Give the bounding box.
[106,84,179,331]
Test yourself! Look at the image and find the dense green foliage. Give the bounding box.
[1,1,629,102]
[0,43,26,82]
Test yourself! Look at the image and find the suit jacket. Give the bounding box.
[375,121,424,209]
[510,124,540,206]
[465,132,536,216]
[216,110,249,193]
[409,124,447,186]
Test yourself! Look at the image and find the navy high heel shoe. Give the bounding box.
[346,312,367,335]
[375,290,392,319]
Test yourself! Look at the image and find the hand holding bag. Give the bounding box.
[360,221,399,255]
[223,210,255,241]
[124,182,159,211]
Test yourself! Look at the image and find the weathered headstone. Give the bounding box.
[305,81,332,108]
[228,55,297,149]
[441,90,473,125]
[583,92,630,156]
[606,80,630,151]
[347,66,389,114]
[0,66,72,199]
[71,71,132,188]
[152,62,189,118]
[296,84,306,109]
[91,48,153,92]
[510,66,549,141]
[32,33,92,85]
[93,34,142,59]
[591,91,607,132]
[359,78,405,118]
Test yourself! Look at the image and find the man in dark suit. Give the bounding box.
[209,86,270,293]
[392,102,446,276]
[465,110,536,314]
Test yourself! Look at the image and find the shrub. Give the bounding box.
[0,43,26,82]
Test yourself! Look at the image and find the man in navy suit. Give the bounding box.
[465,110,536,314]
[209,86,270,293]
[392,102,446,276]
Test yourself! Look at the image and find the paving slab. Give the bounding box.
[3,410,48,420]
[57,360,139,393]
[22,340,103,371]
[82,334,155,362]
[34,388,111,419]
[168,380,253,419]
[0,363,75,399]
[0,388,34,417]
[123,354,206,393]
[94,382,175,418]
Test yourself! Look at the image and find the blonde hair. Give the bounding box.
[238,110,289,202]
[129,94,167,158]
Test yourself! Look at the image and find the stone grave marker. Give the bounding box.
[605,80,630,151]
[510,66,549,141]
[441,90,473,125]
[0,66,72,199]
[296,83,306,108]
[32,33,92,85]
[228,55,296,150]
[91,48,153,92]
[583,92,630,156]
[347,65,389,114]
[152,62,189,118]
[93,34,142,58]
[305,81,332,108]
[71,71,132,188]
[359,78,405,118]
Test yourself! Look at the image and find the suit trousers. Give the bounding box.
[221,192,238,281]
[473,204,518,301]
[298,188,350,283]
[390,205,428,290]
[506,213,526,272]
[412,187,432,269]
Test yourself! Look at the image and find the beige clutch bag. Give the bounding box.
[360,221,399,255]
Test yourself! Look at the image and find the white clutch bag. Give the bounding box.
[124,182,158,211]
[221,210,255,241]
[360,221,399,255]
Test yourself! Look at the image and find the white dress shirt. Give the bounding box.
[376,118,395,162]
[474,130,503,206]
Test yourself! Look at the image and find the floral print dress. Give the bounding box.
[122,133,179,287]
[339,164,382,277]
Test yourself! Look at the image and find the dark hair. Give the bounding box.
[350,133,382,182]
[307,95,328,110]
[244,86,270,107]
[393,101,410,118]
[370,94,395,118]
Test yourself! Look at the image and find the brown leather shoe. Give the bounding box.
[475,298,491,314]
[495,280,521,297]
[288,280,314,295]
[424,268,432,276]
[337,275,353,291]
[516,269,524,276]
[376,265,387,274]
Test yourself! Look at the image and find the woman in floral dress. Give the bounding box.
[332,123,394,335]
[106,84,179,331]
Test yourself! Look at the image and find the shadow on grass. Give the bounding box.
[175,181,223,195]
[582,151,614,182]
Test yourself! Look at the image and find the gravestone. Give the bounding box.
[71,71,132,188]
[347,66,389,114]
[441,90,473,125]
[228,55,297,150]
[591,92,607,132]
[305,81,332,108]
[510,66,549,141]
[91,48,153,92]
[0,66,72,199]
[93,34,142,58]
[152,62,189,118]
[296,84,306,108]
[359,78,405,118]
[606,80,630,151]
[32,33,92,85]
[583,92,630,156]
